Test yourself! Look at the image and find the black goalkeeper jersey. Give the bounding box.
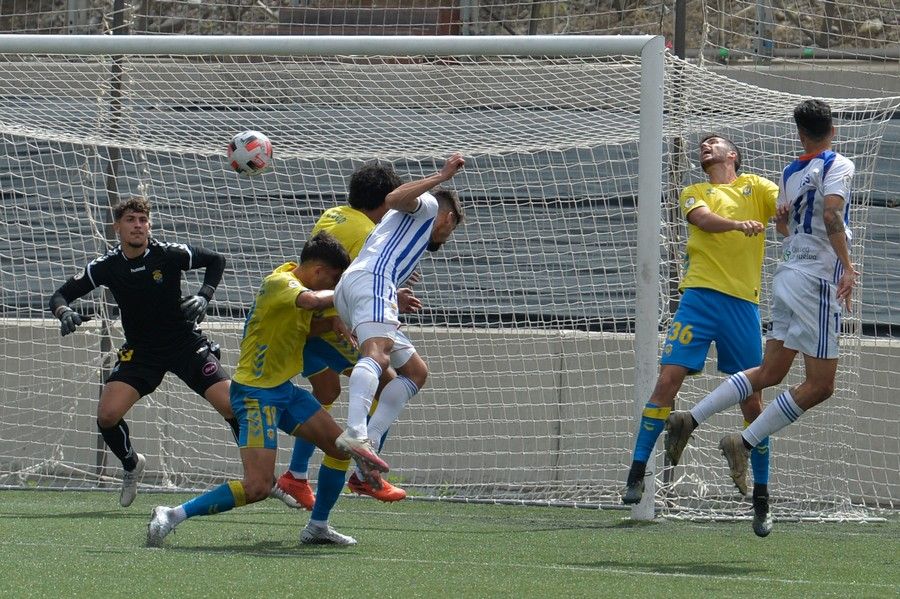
[50,239,225,353]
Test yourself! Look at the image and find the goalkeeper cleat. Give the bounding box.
[622,478,645,505]
[664,411,696,467]
[752,495,773,538]
[300,523,357,546]
[335,431,389,490]
[719,433,751,495]
[347,472,407,502]
[273,472,315,511]
[120,453,146,508]
[146,506,176,547]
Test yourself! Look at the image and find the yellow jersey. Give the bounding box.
[233,262,312,388]
[312,205,375,259]
[311,205,376,328]
[679,173,778,303]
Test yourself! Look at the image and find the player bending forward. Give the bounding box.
[276,161,418,509]
[334,153,465,467]
[147,232,388,547]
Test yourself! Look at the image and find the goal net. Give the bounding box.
[0,35,895,521]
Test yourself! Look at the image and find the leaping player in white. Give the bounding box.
[334,153,465,485]
[686,99,857,534]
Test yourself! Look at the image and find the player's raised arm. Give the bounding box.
[385,152,464,213]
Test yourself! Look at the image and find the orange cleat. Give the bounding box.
[347,472,407,502]
[274,471,315,511]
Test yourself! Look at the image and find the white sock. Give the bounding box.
[367,376,419,450]
[171,505,187,525]
[308,518,327,529]
[690,372,753,424]
[289,470,307,479]
[347,357,382,438]
[742,390,805,446]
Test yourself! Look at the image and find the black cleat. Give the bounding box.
[622,478,645,505]
[752,494,773,537]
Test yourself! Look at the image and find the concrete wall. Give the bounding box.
[1,319,896,510]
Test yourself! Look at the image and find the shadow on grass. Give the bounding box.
[163,539,358,558]
[611,519,658,529]
[0,510,136,520]
[566,559,767,577]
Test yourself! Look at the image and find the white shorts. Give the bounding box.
[335,270,416,369]
[335,270,400,329]
[767,267,841,359]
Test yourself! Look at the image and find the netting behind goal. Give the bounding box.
[0,36,896,520]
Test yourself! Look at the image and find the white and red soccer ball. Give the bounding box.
[228,130,273,176]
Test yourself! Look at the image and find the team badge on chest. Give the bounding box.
[152,269,163,283]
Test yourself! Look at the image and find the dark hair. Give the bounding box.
[699,133,742,172]
[112,196,151,221]
[348,162,403,211]
[300,231,351,271]
[794,99,833,141]
[434,188,464,225]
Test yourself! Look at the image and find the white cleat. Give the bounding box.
[147,506,176,547]
[120,453,146,507]
[335,431,390,490]
[300,523,357,546]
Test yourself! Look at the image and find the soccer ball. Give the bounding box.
[227,130,273,176]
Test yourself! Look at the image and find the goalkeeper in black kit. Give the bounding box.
[48,196,237,508]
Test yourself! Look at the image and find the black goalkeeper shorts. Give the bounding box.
[106,337,229,398]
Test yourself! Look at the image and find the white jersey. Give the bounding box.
[344,192,438,286]
[777,150,854,283]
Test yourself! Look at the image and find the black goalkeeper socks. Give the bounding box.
[98,419,137,470]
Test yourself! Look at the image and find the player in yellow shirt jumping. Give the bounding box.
[147,232,388,547]
[622,134,779,536]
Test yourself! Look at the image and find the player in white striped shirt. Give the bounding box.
[334,153,465,486]
[686,99,858,536]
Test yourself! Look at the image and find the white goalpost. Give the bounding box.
[0,34,895,522]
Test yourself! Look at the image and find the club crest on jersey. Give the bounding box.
[73,270,85,280]
[152,269,163,283]
[743,185,752,196]
[685,196,696,208]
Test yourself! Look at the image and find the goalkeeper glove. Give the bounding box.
[57,306,84,337]
[180,294,209,324]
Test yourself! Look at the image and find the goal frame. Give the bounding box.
[0,34,665,518]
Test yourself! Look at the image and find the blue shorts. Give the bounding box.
[660,288,762,375]
[301,335,359,378]
[230,380,322,450]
